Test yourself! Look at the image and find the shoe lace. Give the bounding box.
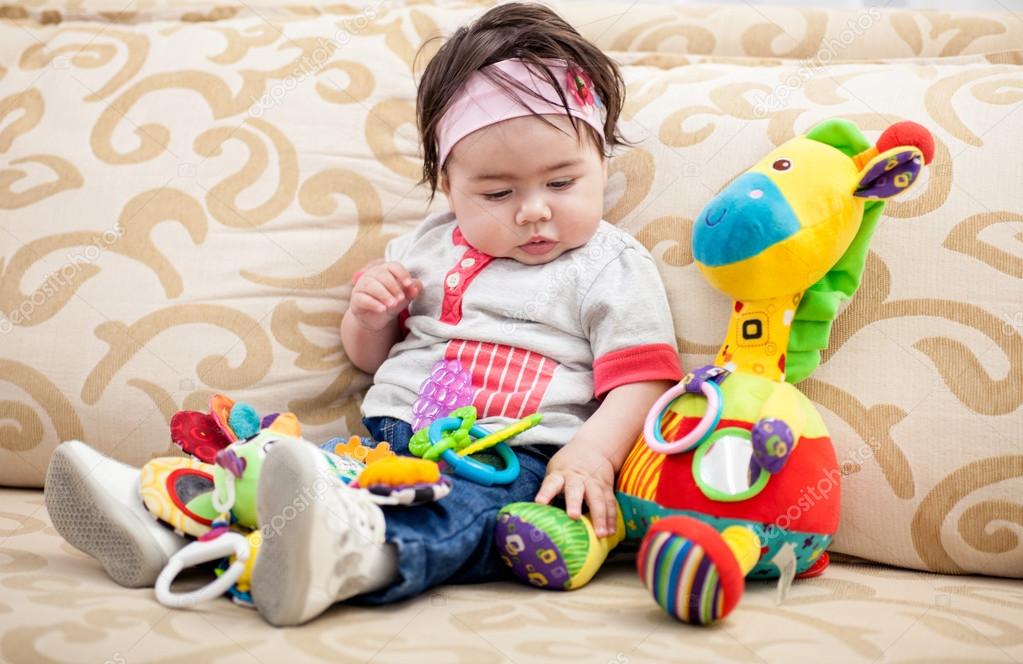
[327,482,383,543]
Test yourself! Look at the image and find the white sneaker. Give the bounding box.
[251,442,396,626]
[44,440,186,587]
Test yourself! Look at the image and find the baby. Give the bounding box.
[44,2,682,627]
[249,2,682,625]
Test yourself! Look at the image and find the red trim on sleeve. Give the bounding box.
[593,343,683,399]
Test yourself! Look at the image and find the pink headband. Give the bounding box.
[436,58,605,167]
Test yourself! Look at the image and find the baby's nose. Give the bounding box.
[516,198,552,225]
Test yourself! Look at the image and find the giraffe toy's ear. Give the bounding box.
[852,121,934,200]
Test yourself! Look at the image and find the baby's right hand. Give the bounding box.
[349,261,422,331]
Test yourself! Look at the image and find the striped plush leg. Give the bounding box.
[495,502,624,590]
[637,517,760,625]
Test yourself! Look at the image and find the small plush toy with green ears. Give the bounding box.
[139,394,450,609]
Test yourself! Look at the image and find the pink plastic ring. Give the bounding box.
[643,379,722,455]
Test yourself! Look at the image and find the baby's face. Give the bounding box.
[441,114,607,265]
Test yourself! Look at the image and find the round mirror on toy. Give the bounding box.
[691,428,769,501]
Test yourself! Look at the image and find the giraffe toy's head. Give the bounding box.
[692,119,934,303]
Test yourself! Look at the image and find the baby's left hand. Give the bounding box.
[534,441,617,537]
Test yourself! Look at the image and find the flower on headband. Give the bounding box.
[567,66,597,108]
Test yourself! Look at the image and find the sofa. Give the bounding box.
[1,0,1021,660]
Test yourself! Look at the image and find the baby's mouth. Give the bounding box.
[519,237,557,256]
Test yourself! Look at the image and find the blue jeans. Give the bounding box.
[336,416,554,605]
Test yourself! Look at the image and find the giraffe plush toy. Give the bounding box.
[495,118,934,624]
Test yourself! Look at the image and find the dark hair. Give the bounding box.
[415,2,627,198]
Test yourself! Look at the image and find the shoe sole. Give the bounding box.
[251,443,327,626]
[44,443,170,588]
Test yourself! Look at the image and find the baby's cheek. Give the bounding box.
[562,206,603,246]
[459,220,514,256]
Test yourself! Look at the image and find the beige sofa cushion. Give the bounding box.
[3,486,1023,662]
[6,0,1023,60]
[0,2,1020,578]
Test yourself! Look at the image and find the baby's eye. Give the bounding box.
[549,179,575,189]
[483,190,511,201]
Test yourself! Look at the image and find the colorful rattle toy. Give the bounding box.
[496,119,934,624]
[143,394,449,609]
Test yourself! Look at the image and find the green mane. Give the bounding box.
[785,119,880,384]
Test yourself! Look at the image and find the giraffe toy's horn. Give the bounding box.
[851,121,934,171]
[876,121,935,164]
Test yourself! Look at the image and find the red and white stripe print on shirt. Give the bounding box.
[444,339,557,420]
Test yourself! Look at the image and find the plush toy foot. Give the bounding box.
[750,417,793,474]
[44,440,187,588]
[637,517,756,625]
[250,442,396,627]
[495,502,623,590]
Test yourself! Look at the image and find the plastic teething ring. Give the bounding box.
[425,416,490,461]
[441,443,520,486]
[427,416,521,484]
[643,379,723,455]
[155,531,249,609]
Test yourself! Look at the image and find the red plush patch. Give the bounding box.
[877,121,934,165]
[170,411,232,463]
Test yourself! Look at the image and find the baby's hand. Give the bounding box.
[350,261,422,331]
[534,440,618,537]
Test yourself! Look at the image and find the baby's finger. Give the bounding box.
[371,271,406,305]
[585,480,608,537]
[604,492,618,537]
[534,473,564,505]
[351,291,386,314]
[359,276,403,309]
[384,262,416,289]
[404,278,423,301]
[564,477,585,520]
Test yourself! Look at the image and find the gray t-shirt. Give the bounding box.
[360,211,682,447]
